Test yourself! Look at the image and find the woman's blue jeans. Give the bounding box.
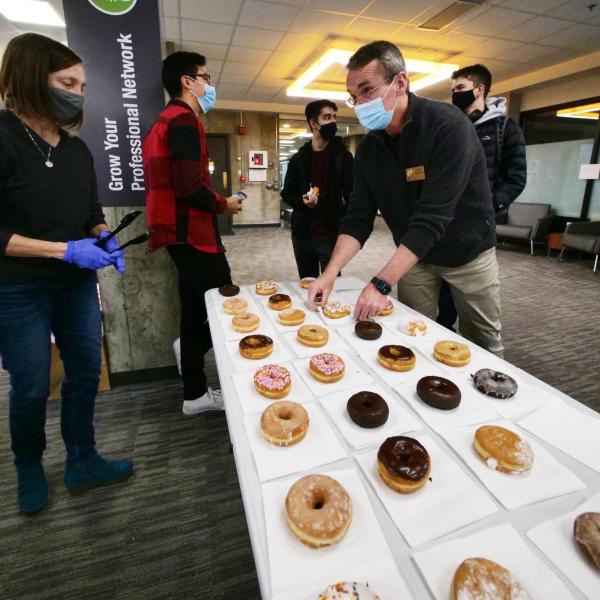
[0,276,101,467]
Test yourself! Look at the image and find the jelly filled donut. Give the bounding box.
[417,376,461,410]
[473,425,534,474]
[377,436,431,493]
[285,474,352,548]
[239,334,273,359]
[377,345,416,372]
[253,364,291,399]
[260,401,308,446]
[472,369,518,399]
[347,391,389,428]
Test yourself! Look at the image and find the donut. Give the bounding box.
[297,324,328,347]
[310,186,320,197]
[231,312,259,333]
[268,293,292,311]
[238,334,274,359]
[434,340,471,367]
[299,277,315,289]
[260,401,308,446]
[278,308,305,326]
[451,558,532,600]
[253,364,291,399]
[473,425,534,474]
[309,353,345,383]
[222,297,248,315]
[574,512,600,571]
[319,582,380,600]
[285,474,352,548]
[472,369,518,399]
[377,299,394,316]
[347,391,389,428]
[354,320,382,340]
[377,436,431,493]
[256,280,277,296]
[322,300,351,319]
[377,345,416,372]
[397,316,428,337]
[218,284,240,297]
[417,376,461,410]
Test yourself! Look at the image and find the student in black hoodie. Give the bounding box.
[281,100,353,278]
[308,41,504,357]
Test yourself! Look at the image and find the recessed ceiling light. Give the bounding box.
[0,0,64,27]
[417,1,484,31]
[282,123,290,128]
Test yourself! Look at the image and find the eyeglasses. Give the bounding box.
[187,72,211,84]
[345,75,395,108]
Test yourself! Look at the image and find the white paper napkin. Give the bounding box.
[206,285,254,305]
[263,466,411,598]
[231,362,315,416]
[519,398,600,473]
[292,351,373,397]
[337,322,400,355]
[440,419,586,509]
[355,435,499,547]
[214,302,277,341]
[527,493,600,599]
[317,383,424,450]
[281,328,350,359]
[288,275,367,299]
[243,402,347,482]
[262,301,324,334]
[413,523,576,600]
[225,336,293,373]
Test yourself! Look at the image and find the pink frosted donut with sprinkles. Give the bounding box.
[253,364,291,399]
[309,353,345,383]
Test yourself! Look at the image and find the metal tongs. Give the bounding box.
[95,210,153,252]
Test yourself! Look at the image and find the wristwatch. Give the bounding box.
[370,276,392,295]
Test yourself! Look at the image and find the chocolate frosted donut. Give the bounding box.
[219,284,240,297]
[269,293,291,304]
[355,320,382,340]
[472,368,518,399]
[377,436,430,481]
[239,334,272,351]
[417,376,461,410]
[347,391,389,428]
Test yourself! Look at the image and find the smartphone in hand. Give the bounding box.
[233,191,247,201]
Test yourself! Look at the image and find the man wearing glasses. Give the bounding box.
[143,52,243,415]
[308,41,503,357]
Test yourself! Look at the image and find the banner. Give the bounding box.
[63,0,164,206]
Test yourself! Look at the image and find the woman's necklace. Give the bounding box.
[20,121,54,168]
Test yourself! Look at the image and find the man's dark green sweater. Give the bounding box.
[340,92,496,268]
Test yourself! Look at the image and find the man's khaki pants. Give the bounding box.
[397,247,503,357]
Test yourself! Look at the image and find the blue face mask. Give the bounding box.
[354,76,399,131]
[197,84,216,114]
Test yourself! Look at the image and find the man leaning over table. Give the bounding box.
[308,40,503,358]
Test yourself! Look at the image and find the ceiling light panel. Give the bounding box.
[0,0,64,27]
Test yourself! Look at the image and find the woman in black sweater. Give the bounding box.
[0,34,132,515]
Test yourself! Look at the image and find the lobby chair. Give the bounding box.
[559,221,600,273]
[496,202,553,255]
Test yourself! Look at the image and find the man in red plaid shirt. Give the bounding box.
[143,52,242,416]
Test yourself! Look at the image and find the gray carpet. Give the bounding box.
[1,219,598,600]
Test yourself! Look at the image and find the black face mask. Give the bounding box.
[318,122,337,140]
[452,89,476,111]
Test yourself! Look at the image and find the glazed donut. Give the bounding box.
[434,340,471,367]
[278,308,305,326]
[472,369,518,399]
[319,582,380,600]
[452,558,532,600]
[377,345,416,372]
[377,436,431,493]
[218,284,240,297]
[256,280,278,296]
[574,512,600,571]
[417,376,461,410]
[231,312,260,333]
[310,353,345,383]
[222,297,248,315]
[297,324,329,347]
[260,401,308,446]
[268,293,292,311]
[397,316,428,337]
[253,364,291,399]
[285,474,352,548]
[238,334,274,359]
[299,277,315,289]
[473,425,534,474]
[354,320,382,340]
[322,300,352,319]
[347,391,389,428]
[377,299,394,316]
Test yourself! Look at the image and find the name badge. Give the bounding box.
[406,165,425,182]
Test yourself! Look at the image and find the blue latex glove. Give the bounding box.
[63,237,119,271]
[97,231,125,273]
